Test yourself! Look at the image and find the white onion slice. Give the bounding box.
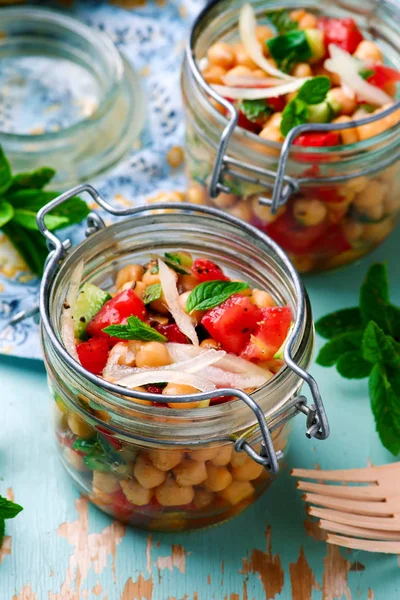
[115,370,216,393]
[213,78,310,100]
[158,259,199,346]
[221,74,284,88]
[61,260,84,363]
[200,366,270,389]
[103,342,137,376]
[239,4,294,81]
[324,44,392,106]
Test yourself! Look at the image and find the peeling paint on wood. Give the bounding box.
[322,545,352,600]
[207,574,211,585]
[12,584,37,600]
[156,544,186,574]
[368,589,374,599]
[93,582,103,596]
[349,561,365,572]
[0,535,12,564]
[146,534,153,574]
[304,519,327,541]
[241,526,284,599]
[290,546,319,600]
[121,574,154,600]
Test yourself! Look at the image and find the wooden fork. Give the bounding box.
[292,462,400,553]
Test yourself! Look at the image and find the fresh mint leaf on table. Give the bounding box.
[103,315,167,342]
[186,280,250,313]
[316,263,400,454]
[0,495,23,546]
[0,147,89,275]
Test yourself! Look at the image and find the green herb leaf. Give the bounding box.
[72,438,100,455]
[186,280,250,313]
[336,351,373,379]
[150,263,159,274]
[240,99,272,123]
[266,9,298,34]
[8,167,55,193]
[0,496,23,519]
[280,98,308,136]
[359,69,375,80]
[12,209,69,231]
[163,252,191,275]
[103,315,167,342]
[357,103,376,114]
[362,321,400,368]
[143,283,162,305]
[7,190,89,227]
[0,517,5,546]
[0,200,14,228]
[84,455,113,473]
[315,308,363,339]
[316,331,363,367]
[387,305,400,339]
[297,76,331,105]
[0,147,12,195]
[2,222,48,275]
[359,263,393,335]
[267,30,311,73]
[369,364,400,455]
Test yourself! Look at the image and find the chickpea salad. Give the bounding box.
[62,252,292,407]
[202,4,400,146]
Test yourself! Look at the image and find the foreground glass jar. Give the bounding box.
[181,0,400,273]
[39,188,328,531]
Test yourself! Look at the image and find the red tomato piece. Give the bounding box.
[240,306,292,362]
[318,17,364,55]
[86,288,146,342]
[191,258,229,282]
[264,208,329,255]
[267,96,285,112]
[96,428,123,450]
[237,110,261,133]
[112,489,135,519]
[293,132,340,147]
[146,385,164,394]
[308,223,351,257]
[155,323,188,344]
[367,64,400,89]
[201,295,262,355]
[77,337,110,375]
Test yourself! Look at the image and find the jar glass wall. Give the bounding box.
[181,0,400,273]
[41,211,314,531]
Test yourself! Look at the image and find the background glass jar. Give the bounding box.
[181,0,400,273]
[40,196,325,532]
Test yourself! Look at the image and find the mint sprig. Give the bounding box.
[103,315,167,342]
[186,280,249,313]
[143,283,162,305]
[266,9,298,34]
[280,76,331,136]
[267,30,312,73]
[239,99,272,123]
[316,263,400,455]
[0,495,23,546]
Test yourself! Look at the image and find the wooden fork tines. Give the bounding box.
[292,463,400,553]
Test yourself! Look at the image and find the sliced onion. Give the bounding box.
[239,4,294,81]
[158,259,199,346]
[103,342,137,377]
[216,353,273,378]
[324,44,392,106]
[114,370,216,393]
[61,260,84,363]
[166,343,202,362]
[221,74,285,88]
[213,78,310,100]
[200,366,270,389]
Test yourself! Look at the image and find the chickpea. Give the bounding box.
[207,42,236,69]
[186,183,207,205]
[259,125,284,147]
[255,25,274,46]
[345,176,369,194]
[314,64,341,86]
[178,274,198,292]
[357,104,400,141]
[179,291,205,324]
[228,202,253,222]
[134,455,167,489]
[67,413,94,439]
[149,293,169,315]
[328,88,357,116]
[200,338,220,350]
[231,455,264,481]
[142,262,161,286]
[230,450,248,468]
[298,13,318,28]
[93,472,120,494]
[225,65,254,79]
[156,475,195,507]
[332,116,359,145]
[342,219,364,243]
[116,264,144,291]
[353,40,383,63]
[232,279,252,297]
[64,448,86,472]
[193,488,215,509]
[363,218,394,243]
[133,281,147,300]
[167,146,184,169]
[354,180,388,210]
[190,447,218,462]
[173,459,207,486]
[218,480,255,505]
[120,479,153,506]
[268,112,283,129]
[208,96,227,115]
[252,197,287,224]
[384,193,400,214]
[204,463,233,492]
[290,255,316,274]
[213,192,237,208]
[129,386,152,407]
[233,43,258,69]
[135,342,171,369]
[108,341,138,367]
[211,445,232,466]
[251,289,276,309]
[383,80,397,97]
[292,62,312,78]
[202,65,226,85]
[163,383,204,409]
[253,69,270,79]
[290,9,306,21]
[293,198,328,227]
[147,449,183,471]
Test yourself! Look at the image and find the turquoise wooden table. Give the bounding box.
[1,228,400,600]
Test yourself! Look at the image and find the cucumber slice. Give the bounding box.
[73,283,111,339]
[273,322,294,359]
[307,101,333,124]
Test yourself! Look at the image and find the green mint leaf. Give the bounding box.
[12,208,69,231]
[316,331,363,367]
[280,98,308,136]
[315,308,363,339]
[362,321,400,368]
[72,438,100,455]
[267,30,311,73]
[143,283,162,305]
[0,147,12,196]
[387,305,400,339]
[7,190,89,227]
[359,69,375,80]
[369,364,400,455]
[297,76,331,105]
[359,263,393,335]
[2,222,48,275]
[0,200,14,228]
[240,99,272,123]
[0,517,4,546]
[150,263,159,274]
[163,253,191,275]
[336,351,372,379]
[186,280,250,313]
[84,455,112,473]
[8,167,55,193]
[357,103,375,114]
[0,496,23,519]
[266,9,298,34]
[103,316,167,342]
